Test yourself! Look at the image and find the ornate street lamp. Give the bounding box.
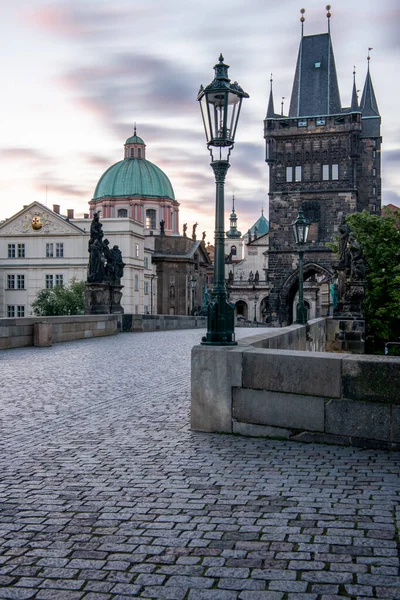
[292,208,310,325]
[190,275,197,315]
[150,274,155,315]
[197,54,249,345]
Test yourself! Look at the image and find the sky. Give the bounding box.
[1,0,399,240]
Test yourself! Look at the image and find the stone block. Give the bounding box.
[325,399,391,441]
[291,431,351,446]
[342,355,400,404]
[33,322,52,347]
[191,345,244,433]
[233,420,290,439]
[233,388,325,431]
[242,349,343,398]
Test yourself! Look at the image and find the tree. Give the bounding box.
[346,210,400,347]
[31,279,85,316]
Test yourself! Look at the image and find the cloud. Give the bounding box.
[0,148,47,162]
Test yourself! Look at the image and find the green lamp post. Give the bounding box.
[292,208,310,325]
[197,54,249,345]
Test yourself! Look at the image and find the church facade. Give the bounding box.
[264,15,381,325]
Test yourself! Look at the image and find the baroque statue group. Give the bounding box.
[87,213,125,285]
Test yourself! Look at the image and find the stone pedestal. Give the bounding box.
[33,322,52,347]
[326,317,365,354]
[85,283,124,315]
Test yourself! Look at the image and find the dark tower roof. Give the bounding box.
[360,65,380,137]
[266,76,275,118]
[351,70,359,111]
[289,33,342,117]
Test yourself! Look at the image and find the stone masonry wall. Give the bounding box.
[191,320,400,450]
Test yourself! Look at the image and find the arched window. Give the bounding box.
[230,245,237,256]
[117,209,128,218]
[130,148,134,157]
[137,148,142,158]
[146,209,156,229]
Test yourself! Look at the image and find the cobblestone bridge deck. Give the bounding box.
[1,330,399,600]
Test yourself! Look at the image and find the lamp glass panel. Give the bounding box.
[200,95,212,143]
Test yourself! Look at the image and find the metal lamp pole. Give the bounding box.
[292,208,310,325]
[150,274,155,315]
[197,54,249,345]
[190,275,196,315]
[253,295,258,323]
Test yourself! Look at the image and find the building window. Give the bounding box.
[332,164,339,180]
[373,150,376,158]
[7,274,15,289]
[144,281,149,295]
[130,148,134,157]
[56,243,64,258]
[144,256,149,269]
[55,274,64,287]
[17,305,25,317]
[316,118,326,126]
[18,244,25,258]
[146,209,156,229]
[118,209,128,218]
[138,148,142,158]
[7,305,15,318]
[372,186,376,196]
[46,243,54,257]
[322,165,329,181]
[135,243,139,258]
[295,166,302,182]
[286,167,293,182]
[297,120,307,127]
[8,244,16,258]
[134,275,139,291]
[373,168,376,177]
[45,274,53,289]
[17,275,25,289]
[230,245,237,256]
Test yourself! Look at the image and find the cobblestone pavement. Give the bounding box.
[1,329,399,600]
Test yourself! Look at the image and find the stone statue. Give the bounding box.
[199,283,211,316]
[90,212,104,245]
[88,239,105,283]
[248,271,254,283]
[338,216,351,265]
[202,231,206,243]
[159,220,165,235]
[349,235,365,281]
[183,223,187,237]
[228,270,234,283]
[248,229,252,243]
[192,222,198,241]
[106,245,125,284]
[254,270,260,283]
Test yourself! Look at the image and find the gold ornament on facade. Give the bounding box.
[31,215,43,230]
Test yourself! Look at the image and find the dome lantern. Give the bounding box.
[124,124,146,159]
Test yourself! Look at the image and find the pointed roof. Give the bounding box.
[351,69,359,111]
[360,68,380,117]
[289,33,342,117]
[249,210,269,237]
[226,195,241,239]
[266,75,275,118]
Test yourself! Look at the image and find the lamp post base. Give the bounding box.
[296,304,308,325]
[201,298,237,346]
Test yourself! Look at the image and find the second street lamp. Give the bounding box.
[190,276,197,315]
[197,54,249,345]
[292,208,310,325]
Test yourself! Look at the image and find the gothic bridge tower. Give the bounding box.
[264,8,381,325]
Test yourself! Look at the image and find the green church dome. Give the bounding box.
[125,134,145,145]
[93,158,175,201]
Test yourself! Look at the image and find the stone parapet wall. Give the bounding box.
[123,314,207,333]
[191,320,400,450]
[0,315,119,350]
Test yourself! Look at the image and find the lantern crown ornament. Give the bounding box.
[197,54,249,160]
[292,208,310,245]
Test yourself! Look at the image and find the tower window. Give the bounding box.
[146,209,156,229]
[286,167,293,182]
[118,209,128,218]
[137,148,142,158]
[322,165,329,181]
[332,164,339,180]
[373,168,376,177]
[315,62,321,68]
[372,186,376,196]
[231,245,237,256]
[130,148,134,157]
[295,166,302,182]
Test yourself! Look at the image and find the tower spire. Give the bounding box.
[266,73,275,118]
[326,5,331,34]
[300,8,305,37]
[134,122,137,135]
[360,51,379,117]
[351,66,359,111]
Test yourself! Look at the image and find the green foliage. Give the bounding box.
[346,211,400,344]
[32,279,85,316]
